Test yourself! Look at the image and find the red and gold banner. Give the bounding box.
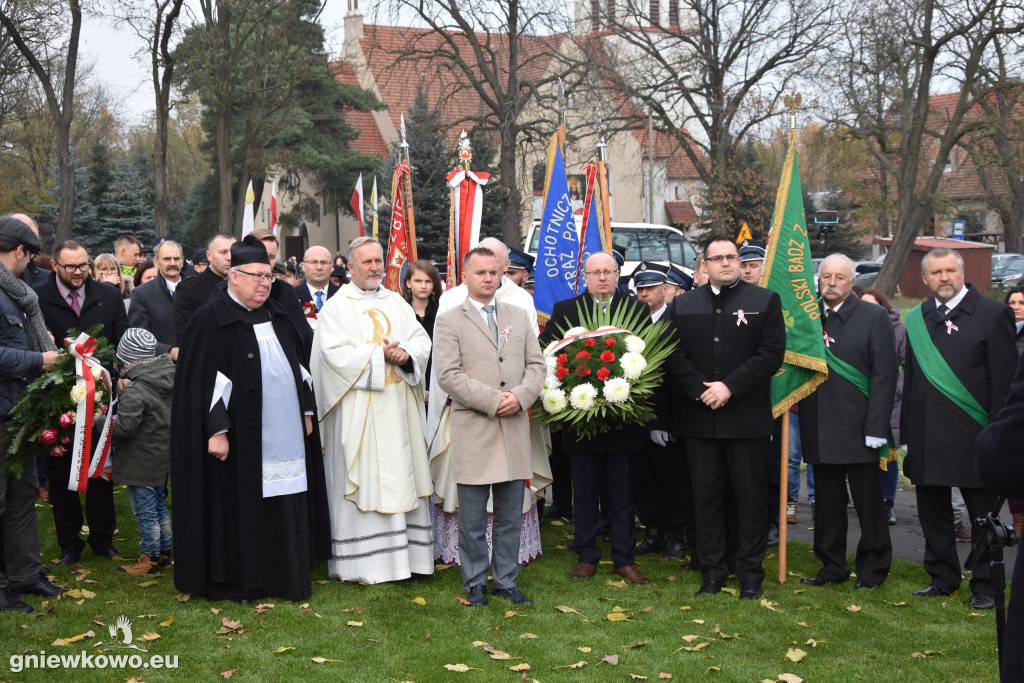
[385,162,412,292]
[445,168,490,288]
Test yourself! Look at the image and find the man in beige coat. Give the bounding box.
[434,247,546,607]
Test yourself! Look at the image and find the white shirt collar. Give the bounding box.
[935,285,968,313]
[307,282,327,298]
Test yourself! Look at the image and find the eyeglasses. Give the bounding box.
[584,269,619,278]
[234,269,277,283]
[56,262,91,273]
[304,260,332,267]
[706,254,740,264]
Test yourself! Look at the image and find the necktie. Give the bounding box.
[483,304,498,343]
[68,290,81,316]
[937,303,949,319]
[315,290,324,308]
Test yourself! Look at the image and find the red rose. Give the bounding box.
[584,338,596,347]
[38,429,57,445]
[59,412,74,428]
[576,365,592,378]
[575,350,591,360]
[596,367,611,381]
[49,446,67,457]
[600,350,616,363]
[605,338,617,347]
[98,403,108,416]
[557,353,569,366]
[61,436,70,445]
[555,367,569,380]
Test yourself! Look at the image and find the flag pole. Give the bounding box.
[556,77,567,158]
[399,114,418,261]
[595,108,612,252]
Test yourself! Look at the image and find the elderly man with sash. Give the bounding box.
[799,254,897,590]
[902,247,1017,610]
[312,236,434,584]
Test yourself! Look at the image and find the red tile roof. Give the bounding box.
[333,62,389,157]
[665,201,697,224]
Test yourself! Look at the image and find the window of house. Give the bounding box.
[591,0,601,28]
[650,0,660,24]
[669,0,679,25]
[607,0,615,22]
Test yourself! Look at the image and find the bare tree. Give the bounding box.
[110,0,186,238]
[586,0,836,232]
[0,0,83,241]
[371,0,582,246]
[825,0,1024,295]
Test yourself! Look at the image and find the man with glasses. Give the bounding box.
[174,233,235,343]
[298,246,339,311]
[35,239,128,567]
[663,235,785,601]
[538,252,653,585]
[170,235,329,602]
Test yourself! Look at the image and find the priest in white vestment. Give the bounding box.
[311,237,434,584]
[426,238,552,565]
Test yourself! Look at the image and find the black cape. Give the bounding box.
[170,286,329,601]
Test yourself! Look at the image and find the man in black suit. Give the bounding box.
[36,239,129,565]
[799,253,897,590]
[173,233,234,342]
[129,240,183,358]
[297,246,339,310]
[903,247,1017,610]
[538,251,652,585]
[664,235,785,600]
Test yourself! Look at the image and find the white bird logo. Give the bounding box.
[109,615,132,645]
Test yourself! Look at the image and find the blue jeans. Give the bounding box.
[787,412,815,503]
[881,459,898,500]
[127,485,171,559]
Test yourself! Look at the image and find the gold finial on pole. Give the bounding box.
[457,129,472,171]
[783,92,802,131]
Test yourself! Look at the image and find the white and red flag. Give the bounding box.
[349,173,364,237]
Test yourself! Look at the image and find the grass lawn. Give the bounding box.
[1,486,1003,682]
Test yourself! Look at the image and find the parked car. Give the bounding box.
[853,261,884,289]
[991,256,1024,290]
[993,252,1023,268]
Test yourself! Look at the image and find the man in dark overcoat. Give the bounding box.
[538,251,652,585]
[663,235,785,600]
[799,254,897,589]
[129,239,183,356]
[36,239,128,566]
[170,235,329,602]
[903,247,1017,610]
[173,233,234,343]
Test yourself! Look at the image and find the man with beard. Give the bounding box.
[36,239,128,566]
[170,235,329,602]
[174,233,235,342]
[663,235,785,600]
[129,240,184,359]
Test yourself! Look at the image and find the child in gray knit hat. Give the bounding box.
[111,328,176,575]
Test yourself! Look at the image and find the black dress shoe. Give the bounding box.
[800,574,848,586]
[913,585,955,598]
[0,587,32,613]
[739,583,762,600]
[635,534,666,555]
[695,579,723,596]
[662,540,689,561]
[467,585,487,607]
[855,580,880,590]
[232,598,251,605]
[57,550,81,566]
[10,576,65,597]
[683,561,702,572]
[93,546,124,560]
[545,504,573,520]
[969,593,996,610]
[492,586,532,605]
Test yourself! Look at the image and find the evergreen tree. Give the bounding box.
[85,141,113,208]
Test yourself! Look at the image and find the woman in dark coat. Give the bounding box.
[1003,286,1024,540]
[402,260,441,401]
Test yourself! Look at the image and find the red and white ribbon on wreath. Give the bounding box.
[545,327,633,356]
[65,333,114,493]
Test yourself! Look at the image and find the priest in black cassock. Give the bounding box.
[170,235,329,602]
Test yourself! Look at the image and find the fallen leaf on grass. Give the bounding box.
[660,674,673,680]
[221,670,235,679]
[138,632,161,642]
[606,579,630,589]
[503,610,521,619]
[174,593,190,602]
[602,654,619,665]
[720,587,738,596]
[624,641,647,649]
[606,612,630,621]
[679,605,692,611]
[509,663,531,671]
[553,661,587,669]
[443,663,481,672]
[549,520,565,526]
[255,603,275,614]
[210,607,222,615]
[846,605,861,613]
[777,675,803,683]
[274,646,295,654]
[346,621,363,627]
[629,676,647,680]
[690,618,705,624]
[761,598,779,611]
[910,650,946,659]
[797,621,810,627]
[792,589,806,595]
[785,648,807,663]
[158,617,173,627]
[804,639,823,648]
[64,589,96,599]
[52,630,95,646]
[969,613,986,617]
[456,597,471,606]
[578,647,592,653]
[412,597,427,606]
[339,608,363,614]
[706,666,721,672]
[519,633,538,639]
[488,650,512,661]
[718,632,740,640]
[887,601,907,607]
[681,635,701,643]
[309,657,343,664]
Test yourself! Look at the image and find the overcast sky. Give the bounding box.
[80,3,350,124]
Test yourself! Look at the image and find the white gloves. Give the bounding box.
[651,430,671,447]
[865,436,887,449]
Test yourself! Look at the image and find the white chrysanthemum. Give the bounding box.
[564,326,588,338]
[569,383,598,411]
[70,383,87,404]
[90,366,102,380]
[624,335,646,353]
[545,354,558,374]
[542,375,561,395]
[620,352,648,379]
[602,377,631,404]
[542,389,568,413]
